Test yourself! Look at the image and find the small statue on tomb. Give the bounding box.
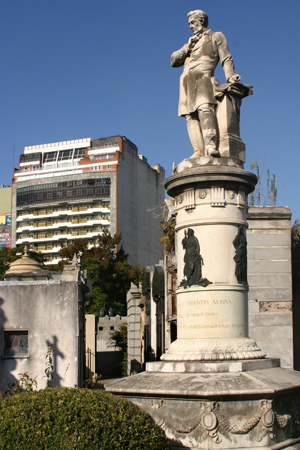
[233,226,248,285]
[180,228,211,288]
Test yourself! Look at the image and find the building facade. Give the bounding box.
[11,136,165,267]
[0,185,12,248]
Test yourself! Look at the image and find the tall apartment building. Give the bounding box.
[11,136,165,267]
[0,185,12,248]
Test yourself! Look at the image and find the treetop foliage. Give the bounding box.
[49,232,141,316]
[160,218,175,254]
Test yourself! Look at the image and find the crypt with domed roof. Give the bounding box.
[0,248,85,390]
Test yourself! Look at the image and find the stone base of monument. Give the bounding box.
[106,359,300,449]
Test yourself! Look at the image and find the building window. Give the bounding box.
[73,148,85,159]
[99,327,103,331]
[58,150,73,161]
[16,177,111,207]
[110,326,114,331]
[3,331,28,357]
[43,152,57,163]
[20,152,41,163]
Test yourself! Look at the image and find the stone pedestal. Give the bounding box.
[162,157,263,362]
[106,155,300,449]
[216,86,250,163]
[107,360,300,450]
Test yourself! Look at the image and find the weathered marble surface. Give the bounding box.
[171,9,251,161]
[146,358,280,374]
[107,367,300,449]
[108,367,300,397]
[163,165,261,362]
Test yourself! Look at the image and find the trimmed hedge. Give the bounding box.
[0,388,170,449]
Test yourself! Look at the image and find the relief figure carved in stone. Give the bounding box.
[233,226,247,285]
[180,228,211,288]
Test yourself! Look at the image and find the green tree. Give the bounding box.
[55,232,141,316]
[85,286,108,314]
[46,238,89,271]
[160,218,175,254]
[86,234,141,315]
[60,238,88,260]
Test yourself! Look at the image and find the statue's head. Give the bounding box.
[238,226,245,236]
[187,10,208,33]
[187,228,194,237]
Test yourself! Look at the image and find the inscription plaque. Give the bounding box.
[177,287,247,339]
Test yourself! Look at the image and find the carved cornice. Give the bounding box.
[165,166,257,198]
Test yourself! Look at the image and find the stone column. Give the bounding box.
[126,283,142,374]
[162,161,265,361]
[85,314,97,379]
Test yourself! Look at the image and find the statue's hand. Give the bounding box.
[187,35,198,50]
[228,74,241,83]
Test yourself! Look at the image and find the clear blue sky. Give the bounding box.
[1,0,299,221]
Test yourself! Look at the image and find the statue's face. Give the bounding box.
[188,16,204,34]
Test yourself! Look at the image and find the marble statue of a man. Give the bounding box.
[171,10,240,157]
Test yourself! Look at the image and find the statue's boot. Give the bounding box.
[190,150,201,158]
[198,104,220,157]
[186,113,204,157]
[204,133,219,157]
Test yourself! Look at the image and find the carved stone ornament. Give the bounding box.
[273,392,300,438]
[200,403,220,443]
[237,190,247,209]
[211,186,225,207]
[178,194,184,204]
[185,189,195,210]
[180,228,211,288]
[150,400,221,443]
[161,337,266,361]
[216,400,275,442]
[199,189,207,199]
[142,398,293,447]
[226,189,235,199]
